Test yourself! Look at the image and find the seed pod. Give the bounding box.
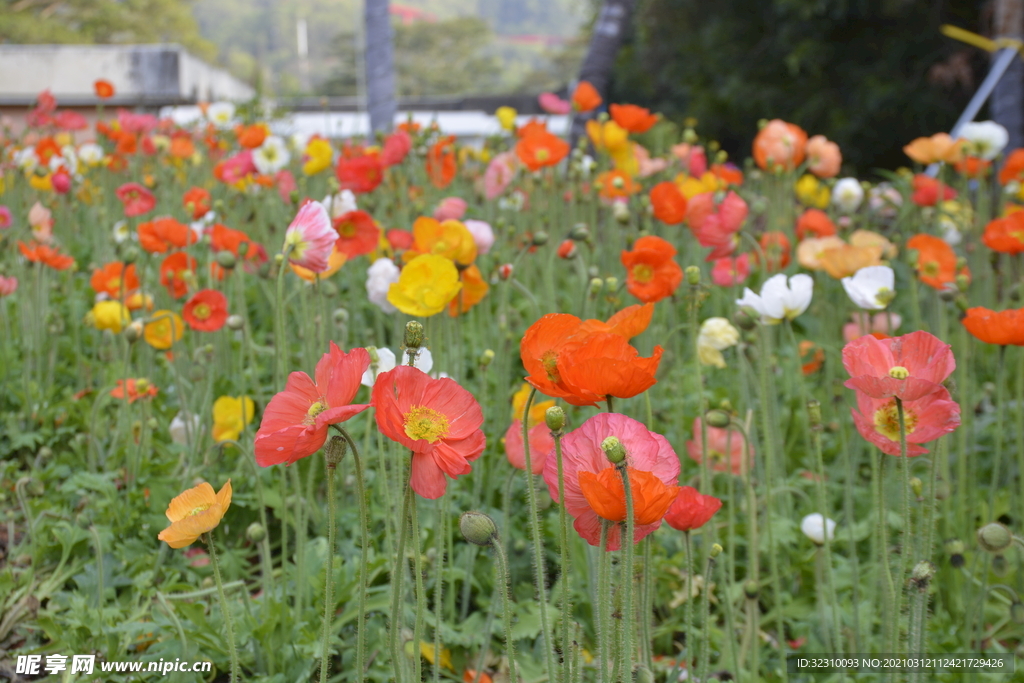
[545,406,566,432]
[978,522,1013,553]
[460,511,498,547]
[601,436,626,464]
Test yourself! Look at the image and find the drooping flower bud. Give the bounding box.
[216,251,237,270]
[744,579,759,599]
[945,538,965,568]
[460,511,498,547]
[910,560,935,588]
[324,435,347,468]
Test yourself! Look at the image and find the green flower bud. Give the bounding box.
[734,309,757,331]
[479,349,495,367]
[246,522,266,543]
[589,277,604,295]
[570,223,590,241]
[404,321,426,349]
[532,231,549,246]
[601,436,626,464]
[910,560,935,587]
[324,435,347,468]
[710,543,723,559]
[215,251,237,270]
[685,265,701,286]
[910,477,923,499]
[459,511,498,547]
[605,276,619,291]
[705,409,731,429]
[806,400,822,428]
[978,522,1013,553]
[226,314,244,331]
[545,406,566,432]
[744,579,759,599]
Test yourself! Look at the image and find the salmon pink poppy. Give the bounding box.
[504,421,555,474]
[962,307,1024,346]
[753,119,807,170]
[255,344,371,467]
[372,365,485,499]
[116,182,156,217]
[381,130,412,167]
[159,252,196,299]
[182,289,229,332]
[284,201,336,273]
[538,92,571,115]
[851,388,960,456]
[982,213,1024,254]
[609,104,658,133]
[842,331,955,401]
[337,154,384,194]
[138,217,196,253]
[664,486,722,532]
[649,181,687,225]
[711,254,751,286]
[333,210,380,258]
[686,417,750,476]
[621,235,683,303]
[686,191,747,260]
[543,413,680,550]
[806,135,841,178]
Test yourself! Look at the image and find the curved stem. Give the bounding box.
[206,532,240,682]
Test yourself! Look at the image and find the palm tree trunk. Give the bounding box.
[364,0,396,134]
[570,0,637,144]
[993,0,1024,152]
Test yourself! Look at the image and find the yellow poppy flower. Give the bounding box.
[795,174,830,209]
[511,383,555,426]
[496,106,518,131]
[406,216,477,266]
[89,300,130,333]
[586,119,630,154]
[144,310,185,350]
[387,254,462,317]
[303,138,333,176]
[212,396,256,442]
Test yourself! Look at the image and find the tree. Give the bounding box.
[992,0,1024,153]
[571,0,637,143]
[365,0,396,133]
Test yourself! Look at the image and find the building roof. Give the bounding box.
[0,44,254,107]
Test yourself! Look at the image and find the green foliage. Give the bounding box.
[611,0,984,173]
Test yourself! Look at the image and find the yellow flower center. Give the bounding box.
[922,261,939,277]
[188,504,211,517]
[404,405,450,443]
[432,240,449,254]
[305,401,327,425]
[888,366,909,379]
[107,276,122,292]
[632,263,654,284]
[873,400,919,441]
[193,303,211,320]
[339,222,357,238]
[536,148,550,162]
[542,351,561,383]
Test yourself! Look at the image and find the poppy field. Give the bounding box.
[3,84,1024,683]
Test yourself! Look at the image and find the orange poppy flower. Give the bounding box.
[448,264,489,316]
[572,81,602,112]
[182,187,211,220]
[169,132,195,159]
[799,340,825,375]
[157,480,232,549]
[907,234,962,290]
[983,213,1024,254]
[711,163,744,186]
[159,252,197,299]
[595,170,639,199]
[91,262,139,299]
[111,378,158,403]
[955,156,990,178]
[903,133,963,165]
[515,130,570,172]
[138,217,197,253]
[609,104,658,133]
[753,119,807,170]
[426,135,457,189]
[406,216,477,266]
[818,244,883,279]
[18,241,75,270]
[182,289,229,332]
[649,181,687,225]
[333,210,380,258]
[290,245,348,281]
[961,307,1024,346]
[796,208,837,240]
[578,467,679,525]
[235,124,267,149]
[516,119,549,139]
[621,235,683,303]
[1000,149,1024,185]
[757,231,791,272]
[94,79,115,99]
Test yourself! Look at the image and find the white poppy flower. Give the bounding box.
[112,220,132,244]
[206,102,236,128]
[697,317,740,368]
[841,265,895,310]
[801,513,837,545]
[170,412,201,446]
[253,136,291,175]
[735,273,814,324]
[360,347,434,386]
[832,177,864,213]
[324,190,358,220]
[959,121,1009,161]
[366,258,400,314]
[78,143,104,167]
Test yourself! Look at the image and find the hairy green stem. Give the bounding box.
[206,531,240,682]
[319,462,337,683]
[554,427,572,683]
[618,463,635,679]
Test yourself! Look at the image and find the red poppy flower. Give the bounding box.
[515,130,570,172]
[90,262,138,298]
[18,241,75,270]
[520,305,663,406]
[609,104,658,133]
[907,234,965,290]
[182,289,229,332]
[387,228,414,252]
[649,181,687,225]
[796,208,837,240]
[94,79,115,99]
[426,136,457,189]
[111,378,158,403]
[572,81,602,112]
[982,213,1024,254]
[910,174,957,207]
[962,307,1024,346]
[138,217,197,254]
[337,154,384,194]
[333,210,380,257]
[183,187,211,220]
[842,331,955,401]
[381,130,412,166]
[955,156,990,178]
[543,413,680,550]
[159,252,197,299]
[1000,149,1024,185]
[621,235,683,303]
[255,344,371,466]
[372,365,485,499]
[116,182,156,217]
[664,486,722,532]
[557,239,577,259]
[851,388,960,456]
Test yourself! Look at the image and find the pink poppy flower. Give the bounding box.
[381,130,412,167]
[538,92,571,115]
[433,196,468,222]
[686,191,748,260]
[484,151,518,200]
[117,109,159,135]
[0,275,18,297]
[843,331,955,402]
[843,312,901,342]
[218,151,258,184]
[711,253,751,286]
[851,388,960,456]
[685,417,751,476]
[464,219,495,255]
[51,172,71,194]
[0,205,13,230]
[283,201,337,273]
[275,169,297,202]
[55,111,88,131]
[664,486,722,532]
[504,420,555,474]
[372,366,486,499]
[543,413,680,551]
[116,183,156,217]
[254,344,371,467]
